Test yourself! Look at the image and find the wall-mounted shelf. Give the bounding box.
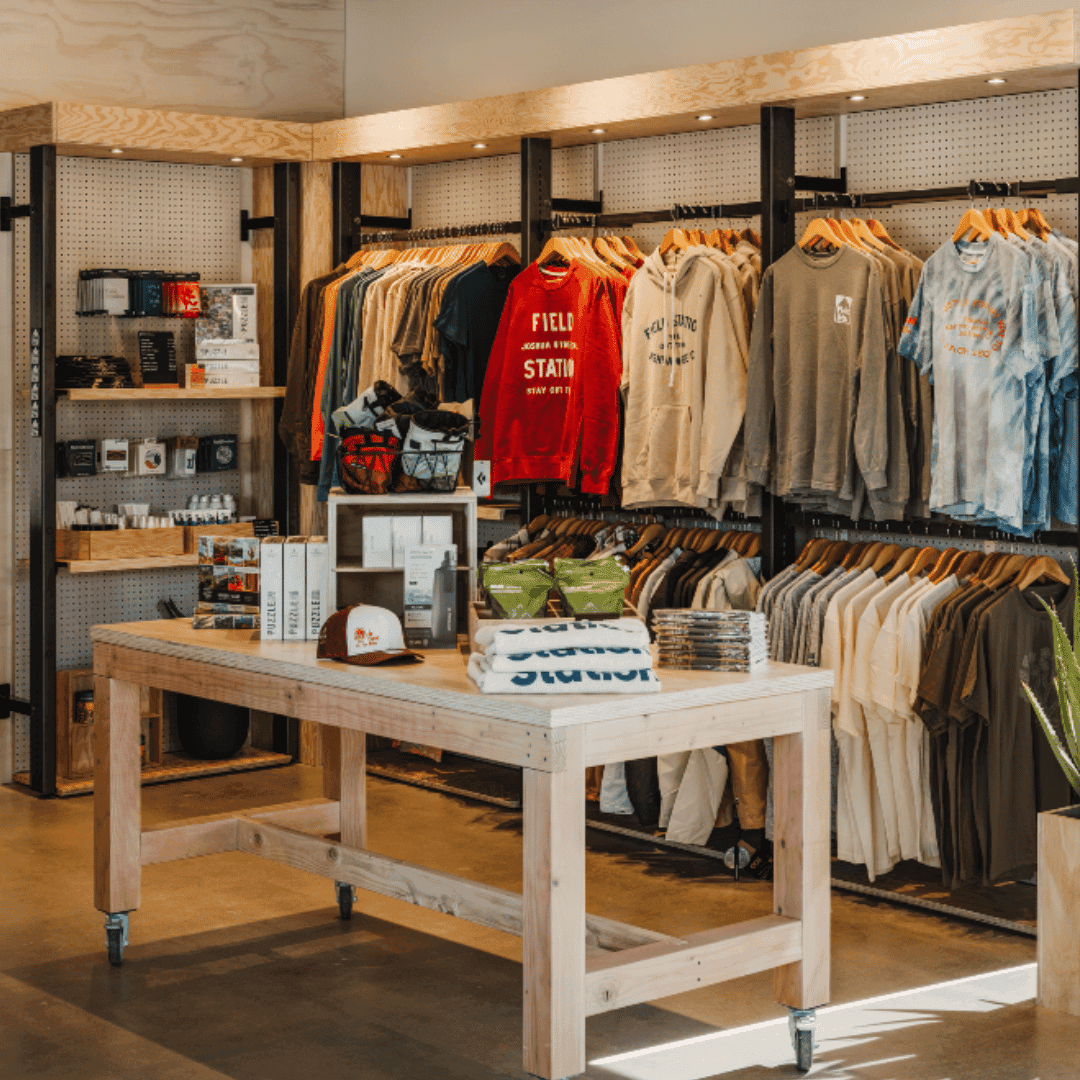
[59,554,198,574]
[58,387,286,401]
[333,561,472,574]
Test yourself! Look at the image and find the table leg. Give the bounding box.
[340,727,366,849]
[523,728,585,1080]
[772,687,831,1010]
[93,676,142,915]
[322,725,341,802]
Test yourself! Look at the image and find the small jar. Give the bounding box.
[73,689,94,725]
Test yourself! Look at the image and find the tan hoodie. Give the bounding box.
[620,247,745,509]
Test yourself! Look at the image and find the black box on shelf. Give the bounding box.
[56,439,97,477]
[197,434,238,472]
[137,331,177,384]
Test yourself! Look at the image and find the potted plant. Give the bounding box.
[1023,582,1080,1018]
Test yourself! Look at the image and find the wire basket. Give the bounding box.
[338,428,467,494]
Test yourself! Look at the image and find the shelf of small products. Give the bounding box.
[58,387,285,401]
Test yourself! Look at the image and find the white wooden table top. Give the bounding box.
[92,620,833,729]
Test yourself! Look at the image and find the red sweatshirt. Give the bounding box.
[476,263,622,493]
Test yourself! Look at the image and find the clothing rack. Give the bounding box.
[541,496,761,535]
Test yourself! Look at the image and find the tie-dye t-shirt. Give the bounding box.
[899,234,1042,530]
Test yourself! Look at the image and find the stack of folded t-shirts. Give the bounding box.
[652,610,767,671]
[468,618,660,694]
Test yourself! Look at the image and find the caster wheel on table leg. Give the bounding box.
[335,881,355,921]
[104,913,130,967]
[788,1008,816,1073]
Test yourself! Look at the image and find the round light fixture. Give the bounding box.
[696,114,714,121]
[230,157,243,163]
[590,127,606,134]
[110,148,123,154]
[388,153,402,159]
[473,142,487,149]
[987,77,1007,84]
[848,94,867,102]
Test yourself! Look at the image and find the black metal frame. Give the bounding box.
[332,162,363,265]
[15,146,300,792]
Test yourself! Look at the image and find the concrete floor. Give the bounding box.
[1,764,1077,1079]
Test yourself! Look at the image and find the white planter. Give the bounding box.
[1037,805,1080,1017]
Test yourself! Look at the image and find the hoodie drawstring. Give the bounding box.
[666,270,676,388]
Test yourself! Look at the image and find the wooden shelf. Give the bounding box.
[58,387,286,401]
[334,562,471,574]
[59,554,198,574]
[11,746,293,797]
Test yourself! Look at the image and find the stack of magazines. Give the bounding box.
[652,610,768,672]
[56,355,133,389]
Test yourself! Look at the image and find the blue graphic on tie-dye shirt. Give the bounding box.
[899,234,1042,531]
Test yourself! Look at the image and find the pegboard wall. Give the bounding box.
[10,155,246,772]
[410,89,1077,258]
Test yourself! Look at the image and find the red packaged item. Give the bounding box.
[176,277,201,318]
[475,262,622,493]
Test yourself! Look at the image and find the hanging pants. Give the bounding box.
[716,739,769,830]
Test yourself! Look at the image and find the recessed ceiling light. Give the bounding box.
[848,94,867,102]
[110,148,123,154]
[472,142,487,149]
[590,127,606,134]
[987,77,1007,84]
[696,114,713,121]
[387,153,402,159]
[230,157,243,163]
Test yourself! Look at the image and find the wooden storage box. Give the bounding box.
[56,526,185,561]
[1038,806,1080,1018]
[184,521,256,553]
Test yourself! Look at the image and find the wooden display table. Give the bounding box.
[91,620,833,1078]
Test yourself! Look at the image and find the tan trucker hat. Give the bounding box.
[316,604,424,666]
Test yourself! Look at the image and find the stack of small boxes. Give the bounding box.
[194,535,261,629]
[259,536,329,641]
[187,284,260,388]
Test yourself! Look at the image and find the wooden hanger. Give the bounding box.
[854,542,886,571]
[739,227,761,249]
[1000,208,1030,241]
[796,538,830,569]
[1018,207,1053,240]
[527,515,551,535]
[869,543,903,574]
[951,551,986,581]
[928,548,964,583]
[982,552,1025,590]
[744,532,761,557]
[624,523,665,558]
[659,228,689,255]
[882,546,918,583]
[953,209,994,243]
[866,218,903,251]
[798,218,842,252]
[909,546,942,578]
[536,236,577,268]
[1014,556,1070,592]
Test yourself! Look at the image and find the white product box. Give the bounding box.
[260,537,285,640]
[134,439,167,476]
[202,371,261,388]
[392,517,423,568]
[362,515,393,568]
[422,515,453,547]
[99,438,129,473]
[194,343,261,361]
[282,537,307,641]
[402,544,458,649]
[305,536,330,641]
[199,359,261,374]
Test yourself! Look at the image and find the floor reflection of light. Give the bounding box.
[589,963,1036,1079]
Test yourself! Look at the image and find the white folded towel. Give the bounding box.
[468,653,661,694]
[477,619,650,656]
[488,645,652,673]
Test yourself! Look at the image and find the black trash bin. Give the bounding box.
[175,695,250,760]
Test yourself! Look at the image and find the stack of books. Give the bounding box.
[56,355,134,389]
[652,610,768,672]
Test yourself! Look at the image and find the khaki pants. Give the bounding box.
[715,739,769,830]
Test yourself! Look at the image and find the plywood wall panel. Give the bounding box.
[360,164,408,217]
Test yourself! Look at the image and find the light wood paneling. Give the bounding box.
[0,103,54,149]
[772,689,832,1010]
[523,729,585,1080]
[585,915,801,1015]
[340,728,366,849]
[301,160,334,283]
[314,10,1078,163]
[322,725,341,801]
[1038,807,1080,1018]
[93,677,142,913]
[360,163,408,216]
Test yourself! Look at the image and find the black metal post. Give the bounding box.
[520,137,552,265]
[273,162,301,537]
[28,144,57,795]
[759,107,797,579]
[332,162,363,266]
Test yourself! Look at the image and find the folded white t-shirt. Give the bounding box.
[488,645,652,673]
[477,619,650,656]
[468,653,661,694]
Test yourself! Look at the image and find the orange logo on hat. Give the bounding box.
[353,626,380,648]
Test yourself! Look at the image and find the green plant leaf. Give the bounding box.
[1039,596,1080,768]
[1024,681,1080,797]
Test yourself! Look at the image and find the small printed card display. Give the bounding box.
[402,544,458,649]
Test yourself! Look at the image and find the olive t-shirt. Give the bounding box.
[960,578,1074,881]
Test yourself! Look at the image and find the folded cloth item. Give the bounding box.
[331,380,401,436]
[488,645,652,673]
[476,618,649,655]
[468,653,661,694]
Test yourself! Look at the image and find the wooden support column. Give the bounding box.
[522,727,585,1080]
[772,688,831,1010]
[340,727,366,848]
[93,675,142,913]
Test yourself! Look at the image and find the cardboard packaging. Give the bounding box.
[305,536,330,641]
[282,537,307,641]
[392,516,422,568]
[422,515,454,547]
[195,284,258,359]
[260,536,285,640]
[362,515,393,568]
[99,438,129,473]
[402,544,458,649]
[135,439,167,476]
[166,436,198,478]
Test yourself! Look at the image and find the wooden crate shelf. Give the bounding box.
[59,554,198,574]
[12,746,293,797]
[57,387,286,401]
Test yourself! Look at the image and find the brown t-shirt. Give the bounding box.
[960,580,1074,882]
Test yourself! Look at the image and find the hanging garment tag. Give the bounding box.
[472,460,491,498]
